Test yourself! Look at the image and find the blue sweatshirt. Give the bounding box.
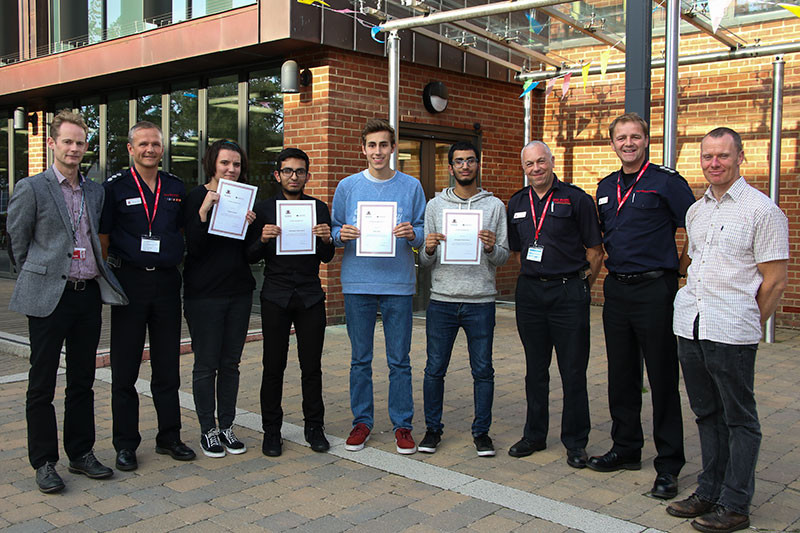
[331,170,426,295]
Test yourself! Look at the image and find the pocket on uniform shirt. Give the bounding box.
[630,191,661,209]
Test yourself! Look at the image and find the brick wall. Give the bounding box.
[29,112,47,175]
[283,49,527,323]
[538,15,800,327]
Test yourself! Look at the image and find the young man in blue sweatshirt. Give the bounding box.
[331,118,426,454]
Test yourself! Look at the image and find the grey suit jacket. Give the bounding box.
[7,167,128,317]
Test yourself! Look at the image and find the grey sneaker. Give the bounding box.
[200,428,226,458]
[219,427,247,455]
[474,433,496,457]
[418,430,442,454]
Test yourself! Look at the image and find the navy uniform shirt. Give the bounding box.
[100,167,186,268]
[508,176,602,278]
[596,162,695,274]
[246,191,336,308]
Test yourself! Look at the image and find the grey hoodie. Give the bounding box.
[419,187,509,303]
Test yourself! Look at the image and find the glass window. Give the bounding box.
[137,88,162,126]
[107,92,130,175]
[247,69,283,200]
[14,128,28,183]
[106,1,144,39]
[208,75,239,144]
[79,99,102,182]
[0,119,10,276]
[170,82,200,187]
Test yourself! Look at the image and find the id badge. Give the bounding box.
[140,235,161,253]
[526,244,544,262]
[72,247,86,260]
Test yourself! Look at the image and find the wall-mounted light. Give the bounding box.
[281,60,312,94]
[423,81,448,113]
[13,107,38,134]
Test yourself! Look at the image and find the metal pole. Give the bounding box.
[765,55,785,344]
[625,0,651,125]
[388,30,400,171]
[523,91,531,186]
[663,0,680,169]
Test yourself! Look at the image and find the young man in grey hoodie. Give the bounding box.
[417,141,509,456]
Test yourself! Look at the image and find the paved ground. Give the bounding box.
[0,278,798,532]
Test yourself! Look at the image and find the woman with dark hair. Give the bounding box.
[183,140,256,457]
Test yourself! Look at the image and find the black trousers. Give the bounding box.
[515,275,591,451]
[110,265,182,451]
[27,281,102,469]
[260,294,326,431]
[602,271,685,475]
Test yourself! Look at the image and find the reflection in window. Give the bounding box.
[107,92,130,175]
[248,70,283,200]
[14,128,28,184]
[80,100,102,182]
[138,89,162,126]
[170,82,200,187]
[0,120,9,275]
[208,75,238,144]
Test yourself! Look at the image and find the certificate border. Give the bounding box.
[356,201,397,257]
[442,209,482,265]
[208,180,258,240]
[276,200,317,255]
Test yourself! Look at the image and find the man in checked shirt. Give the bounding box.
[668,127,788,533]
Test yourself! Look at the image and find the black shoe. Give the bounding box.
[155,441,196,461]
[417,430,442,454]
[651,472,679,499]
[305,426,330,453]
[474,433,496,457]
[691,505,750,533]
[566,448,588,469]
[587,450,641,472]
[508,438,545,458]
[667,493,716,518]
[200,428,226,458]
[219,427,247,455]
[262,431,283,457]
[36,462,65,493]
[68,451,113,479]
[115,449,138,471]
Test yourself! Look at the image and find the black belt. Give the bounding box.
[527,271,580,282]
[611,270,665,284]
[65,278,96,291]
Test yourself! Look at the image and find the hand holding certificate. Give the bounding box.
[208,180,257,240]
[441,209,483,265]
[276,200,316,255]
[356,201,397,257]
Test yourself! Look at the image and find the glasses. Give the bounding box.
[453,157,479,167]
[279,167,308,179]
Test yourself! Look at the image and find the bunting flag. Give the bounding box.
[544,77,556,98]
[297,0,331,6]
[525,13,545,35]
[561,72,572,99]
[600,50,610,80]
[330,7,357,13]
[519,80,539,98]
[780,3,800,18]
[371,26,385,43]
[709,0,734,33]
[581,62,592,92]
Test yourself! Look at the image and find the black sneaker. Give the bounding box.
[474,433,496,457]
[219,426,247,455]
[305,426,330,453]
[417,430,442,453]
[200,428,226,458]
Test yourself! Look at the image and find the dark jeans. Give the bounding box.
[515,275,591,450]
[602,272,685,475]
[678,335,760,515]
[185,294,252,433]
[27,281,102,469]
[423,300,495,437]
[110,266,182,451]
[260,294,326,431]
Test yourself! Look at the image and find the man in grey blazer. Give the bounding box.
[7,110,127,493]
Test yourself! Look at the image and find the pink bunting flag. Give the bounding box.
[709,0,734,34]
[544,78,556,98]
[561,72,572,100]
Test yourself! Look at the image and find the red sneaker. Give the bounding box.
[395,428,417,454]
[345,423,371,451]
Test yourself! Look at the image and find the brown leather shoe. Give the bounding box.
[667,493,715,518]
[691,506,750,533]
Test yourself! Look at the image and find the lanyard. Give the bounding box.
[616,161,650,214]
[130,167,161,236]
[528,187,554,245]
[67,181,86,245]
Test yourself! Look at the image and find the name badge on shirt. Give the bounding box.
[513,211,527,219]
[126,197,143,206]
[72,247,86,260]
[526,245,544,262]
[140,235,161,253]
[598,196,609,206]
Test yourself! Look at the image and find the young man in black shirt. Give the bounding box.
[247,148,335,456]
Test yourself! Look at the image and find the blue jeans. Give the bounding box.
[677,335,760,515]
[345,294,414,431]
[423,300,495,436]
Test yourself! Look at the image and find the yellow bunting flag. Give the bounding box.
[581,62,592,92]
[780,3,800,18]
[600,50,610,81]
[297,0,331,6]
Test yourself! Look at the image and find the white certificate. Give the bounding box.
[276,200,316,255]
[208,180,257,240]
[441,209,483,265]
[356,201,397,257]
